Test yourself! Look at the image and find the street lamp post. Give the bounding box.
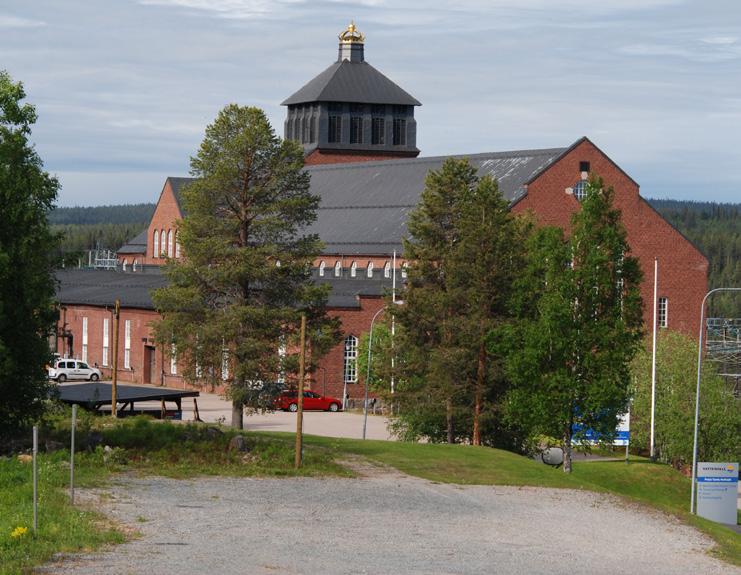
[363,300,403,440]
[689,287,741,514]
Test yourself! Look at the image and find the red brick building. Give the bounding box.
[55,24,707,403]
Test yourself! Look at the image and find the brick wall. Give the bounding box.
[512,138,708,336]
[305,149,417,165]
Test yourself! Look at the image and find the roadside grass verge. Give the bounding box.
[0,416,349,574]
[280,434,741,567]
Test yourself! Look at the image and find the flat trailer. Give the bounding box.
[55,382,201,420]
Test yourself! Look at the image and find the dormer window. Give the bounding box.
[334,260,342,277]
[384,261,391,278]
[350,261,357,277]
[319,261,326,277]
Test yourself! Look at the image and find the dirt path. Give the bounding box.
[40,466,738,575]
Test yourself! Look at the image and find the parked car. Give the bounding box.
[274,390,342,412]
[48,359,102,382]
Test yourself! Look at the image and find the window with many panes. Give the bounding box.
[343,335,358,383]
[328,116,342,143]
[102,318,109,366]
[170,344,177,375]
[371,117,385,145]
[573,180,588,202]
[124,320,131,369]
[82,317,88,363]
[658,297,668,328]
[350,117,363,144]
[392,118,406,146]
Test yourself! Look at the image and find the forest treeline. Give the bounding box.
[648,199,740,317]
[49,198,740,317]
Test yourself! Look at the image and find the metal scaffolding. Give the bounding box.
[705,318,741,397]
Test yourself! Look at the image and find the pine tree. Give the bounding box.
[394,158,525,444]
[152,105,338,428]
[503,177,643,471]
[0,71,59,439]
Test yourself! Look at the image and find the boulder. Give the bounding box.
[227,435,250,453]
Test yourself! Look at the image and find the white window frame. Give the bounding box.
[124,319,131,369]
[160,228,166,257]
[334,260,342,277]
[343,335,358,384]
[81,317,88,364]
[170,343,177,375]
[384,261,391,278]
[122,258,128,272]
[175,231,181,258]
[367,261,374,278]
[401,262,408,279]
[658,297,668,328]
[167,229,174,258]
[319,260,326,277]
[102,317,109,367]
[153,230,159,258]
[350,261,357,277]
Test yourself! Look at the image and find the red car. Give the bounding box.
[274,390,342,412]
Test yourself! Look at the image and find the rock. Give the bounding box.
[227,435,250,453]
[541,447,564,466]
[204,427,223,439]
[45,440,65,453]
[17,454,32,464]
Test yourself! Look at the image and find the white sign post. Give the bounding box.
[696,462,738,525]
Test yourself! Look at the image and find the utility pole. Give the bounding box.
[111,299,120,418]
[294,313,307,469]
[650,257,658,461]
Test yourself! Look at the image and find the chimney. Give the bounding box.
[338,21,364,63]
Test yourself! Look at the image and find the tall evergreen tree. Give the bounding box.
[394,158,525,444]
[503,178,643,471]
[153,105,338,428]
[0,71,59,439]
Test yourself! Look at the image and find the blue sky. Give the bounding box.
[3,0,740,206]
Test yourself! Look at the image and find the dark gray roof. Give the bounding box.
[306,147,566,255]
[56,269,167,310]
[56,269,393,311]
[57,382,198,408]
[117,229,148,254]
[168,177,193,216]
[152,145,567,256]
[281,60,421,106]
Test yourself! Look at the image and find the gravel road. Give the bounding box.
[40,466,737,575]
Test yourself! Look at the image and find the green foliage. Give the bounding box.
[53,223,147,264]
[630,330,740,467]
[502,178,644,470]
[152,105,339,421]
[0,71,59,440]
[391,158,526,444]
[648,198,741,317]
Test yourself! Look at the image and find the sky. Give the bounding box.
[2,0,740,206]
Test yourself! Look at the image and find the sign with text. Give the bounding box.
[697,462,738,525]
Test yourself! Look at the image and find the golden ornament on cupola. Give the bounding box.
[339,21,364,44]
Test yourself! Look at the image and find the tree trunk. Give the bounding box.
[446,397,454,444]
[231,400,243,429]
[562,427,572,473]
[472,336,486,446]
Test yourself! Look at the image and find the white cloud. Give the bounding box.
[0,14,46,28]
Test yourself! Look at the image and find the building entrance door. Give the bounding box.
[144,345,156,384]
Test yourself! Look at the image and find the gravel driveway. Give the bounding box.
[41,466,737,575]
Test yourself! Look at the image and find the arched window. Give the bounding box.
[153,230,159,258]
[167,229,174,257]
[401,262,408,279]
[367,261,374,278]
[160,229,166,256]
[384,261,391,278]
[122,258,128,271]
[350,261,357,278]
[343,335,358,383]
[175,231,180,258]
[334,260,342,277]
[133,259,138,272]
[319,261,326,277]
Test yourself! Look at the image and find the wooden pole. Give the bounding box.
[294,313,307,469]
[111,299,120,418]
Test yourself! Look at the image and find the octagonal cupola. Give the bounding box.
[281,22,421,162]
